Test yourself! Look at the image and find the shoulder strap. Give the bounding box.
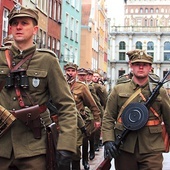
[117,88,142,120]
[5,50,33,71]
[139,92,161,121]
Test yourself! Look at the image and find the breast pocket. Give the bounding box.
[27,69,47,90]
[0,67,10,79]
[118,93,132,108]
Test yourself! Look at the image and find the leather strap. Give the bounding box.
[117,88,142,120]
[117,117,160,126]
[5,49,34,107]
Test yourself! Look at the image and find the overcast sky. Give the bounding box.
[106,0,124,25]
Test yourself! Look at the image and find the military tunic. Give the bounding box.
[0,45,77,159]
[102,79,170,154]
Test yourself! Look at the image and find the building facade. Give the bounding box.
[59,0,82,71]
[110,0,170,93]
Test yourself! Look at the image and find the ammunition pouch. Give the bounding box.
[11,104,47,139]
[0,105,16,138]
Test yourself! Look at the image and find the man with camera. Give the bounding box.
[0,4,77,170]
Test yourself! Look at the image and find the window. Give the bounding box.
[75,20,79,42]
[118,70,125,77]
[2,8,9,41]
[48,36,51,49]
[119,41,125,50]
[52,38,56,52]
[150,8,154,13]
[54,1,57,20]
[119,52,126,60]
[64,44,68,61]
[119,41,126,60]
[147,41,154,58]
[164,41,170,61]
[49,0,52,18]
[145,8,148,13]
[57,3,61,21]
[71,0,75,8]
[140,8,143,13]
[136,41,142,49]
[65,14,69,37]
[145,19,148,26]
[42,32,46,48]
[70,17,74,40]
[147,41,154,50]
[75,0,80,11]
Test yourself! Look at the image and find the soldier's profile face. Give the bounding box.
[65,68,77,78]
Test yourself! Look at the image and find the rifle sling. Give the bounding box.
[117,88,142,120]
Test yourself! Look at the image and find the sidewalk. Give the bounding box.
[80,147,170,170]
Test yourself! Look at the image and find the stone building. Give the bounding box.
[109,0,170,93]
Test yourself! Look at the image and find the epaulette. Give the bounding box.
[0,46,11,51]
[116,78,131,85]
[37,48,58,58]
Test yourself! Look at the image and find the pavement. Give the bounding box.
[80,146,170,170]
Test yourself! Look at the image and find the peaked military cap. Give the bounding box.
[86,68,94,75]
[127,49,153,64]
[8,3,39,25]
[64,62,78,70]
[77,68,87,75]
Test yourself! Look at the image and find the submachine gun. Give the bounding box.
[97,70,170,170]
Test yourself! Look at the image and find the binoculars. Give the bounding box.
[5,69,29,89]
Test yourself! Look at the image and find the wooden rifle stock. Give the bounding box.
[96,157,111,170]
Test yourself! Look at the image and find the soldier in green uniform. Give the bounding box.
[86,68,105,159]
[102,49,170,170]
[92,71,108,151]
[64,63,101,170]
[0,5,77,170]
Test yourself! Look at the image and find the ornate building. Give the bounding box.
[109,0,170,93]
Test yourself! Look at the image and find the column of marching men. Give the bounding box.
[63,63,108,170]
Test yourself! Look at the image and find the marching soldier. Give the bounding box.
[102,49,170,170]
[0,4,77,170]
[64,63,101,170]
[92,71,108,151]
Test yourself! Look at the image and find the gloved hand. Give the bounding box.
[80,126,88,137]
[56,150,73,167]
[104,141,120,159]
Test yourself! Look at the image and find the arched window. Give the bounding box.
[119,41,125,50]
[164,41,170,61]
[136,41,142,49]
[119,41,126,61]
[147,41,154,57]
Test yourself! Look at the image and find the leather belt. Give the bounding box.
[117,118,160,126]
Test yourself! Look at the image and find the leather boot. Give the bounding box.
[72,160,80,170]
[82,137,90,170]
[89,134,95,160]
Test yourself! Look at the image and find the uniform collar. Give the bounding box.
[10,44,36,59]
[131,78,149,90]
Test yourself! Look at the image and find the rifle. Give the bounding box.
[97,70,170,170]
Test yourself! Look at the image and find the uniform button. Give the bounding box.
[12,108,15,111]
[13,97,17,101]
